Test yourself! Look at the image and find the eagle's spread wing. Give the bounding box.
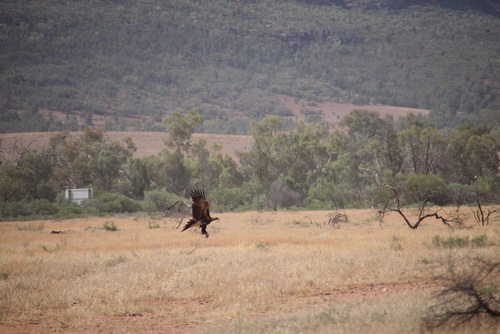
[191,188,211,221]
[181,218,201,231]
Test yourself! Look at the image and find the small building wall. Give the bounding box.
[65,188,93,203]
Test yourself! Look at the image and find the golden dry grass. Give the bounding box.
[0,131,253,160]
[0,208,498,333]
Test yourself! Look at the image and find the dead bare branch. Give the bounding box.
[148,200,190,229]
[471,202,498,226]
[422,254,500,330]
[379,187,462,229]
[325,212,349,228]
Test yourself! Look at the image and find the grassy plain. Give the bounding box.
[0,208,498,333]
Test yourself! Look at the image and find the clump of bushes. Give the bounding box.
[102,221,119,231]
[84,193,142,213]
[5,199,59,218]
[431,234,489,248]
[143,190,181,213]
[1,192,144,221]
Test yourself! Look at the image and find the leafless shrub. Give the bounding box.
[148,200,190,229]
[422,254,500,331]
[379,187,463,229]
[325,212,349,228]
[471,205,499,226]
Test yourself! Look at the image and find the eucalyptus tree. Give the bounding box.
[48,128,135,195]
[445,122,500,184]
[398,113,447,175]
[238,117,286,188]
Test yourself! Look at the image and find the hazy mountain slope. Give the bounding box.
[340,0,499,14]
[0,0,498,133]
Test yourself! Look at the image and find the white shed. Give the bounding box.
[65,188,93,203]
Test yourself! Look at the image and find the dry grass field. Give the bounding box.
[277,95,429,125]
[0,131,253,160]
[0,208,498,333]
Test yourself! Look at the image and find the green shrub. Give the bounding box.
[405,174,449,206]
[212,187,247,212]
[431,234,490,248]
[143,190,180,212]
[29,199,59,216]
[432,235,469,248]
[4,199,64,219]
[87,193,142,213]
[55,202,83,217]
[6,201,30,217]
[103,221,119,231]
[471,234,488,247]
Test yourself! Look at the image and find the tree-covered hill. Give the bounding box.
[339,0,500,13]
[0,0,498,133]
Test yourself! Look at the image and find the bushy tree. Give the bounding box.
[163,109,204,155]
[446,122,500,183]
[48,128,135,195]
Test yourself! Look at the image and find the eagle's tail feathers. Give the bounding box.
[182,219,201,232]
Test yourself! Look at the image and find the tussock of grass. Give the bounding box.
[102,221,119,231]
[15,223,44,232]
[431,234,490,249]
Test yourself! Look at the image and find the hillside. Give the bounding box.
[0,0,498,134]
[340,0,500,12]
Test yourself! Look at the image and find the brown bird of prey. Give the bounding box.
[182,189,219,238]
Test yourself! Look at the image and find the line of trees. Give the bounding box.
[1,109,498,219]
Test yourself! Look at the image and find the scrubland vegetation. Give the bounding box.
[1,109,499,220]
[0,208,498,333]
[0,1,499,331]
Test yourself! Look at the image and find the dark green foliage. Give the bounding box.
[1,109,499,219]
[143,190,181,213]
[87,193,142,214]
[4,199,58,217]
[471,234,488,247]
[431,234,489,248]
[28,199,59,216]
[0,1,498,133]
[432,235,470,248]
[405,174,449,206]
[55,202,83,218]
